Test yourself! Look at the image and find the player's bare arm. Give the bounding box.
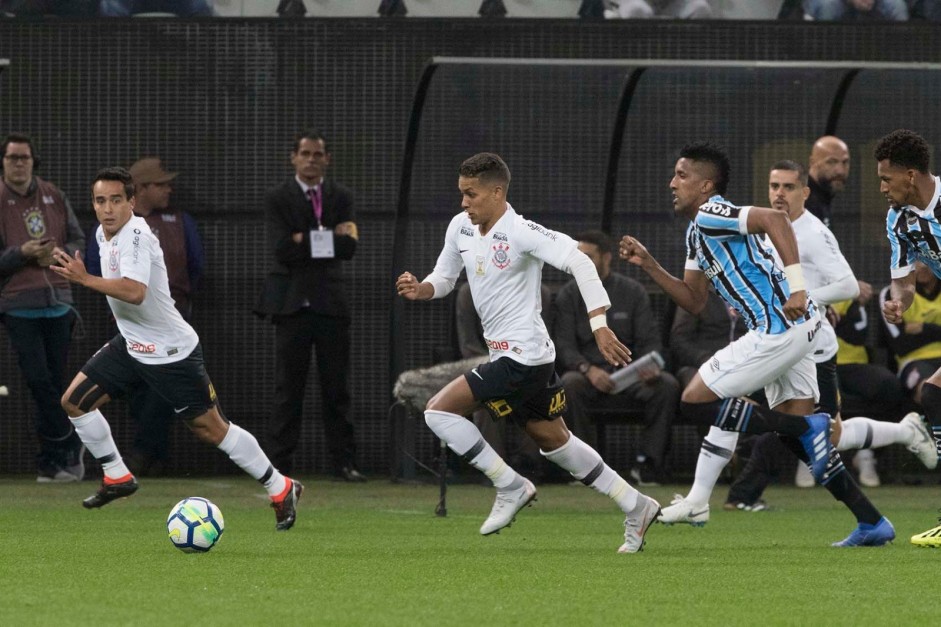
[395,271,434,301]
[588,304,631,367]
[884,274,915,324]
[619,235,709,315]
[50,249,147,305]
[746,206,807,320]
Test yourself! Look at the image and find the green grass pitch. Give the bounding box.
[0,476,936,626]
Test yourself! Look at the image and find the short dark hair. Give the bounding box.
[93,166,135,200]
[1,132,38,170]
[576,230,614,255]
[459,152,511,188]
[292,129,329,153]
[679,142,730,195]
[874,129,930,173]
[770,160,808,186]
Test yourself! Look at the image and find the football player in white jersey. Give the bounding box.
[876,129,941,547]
[395,152,660,554]
[51,167,303,531]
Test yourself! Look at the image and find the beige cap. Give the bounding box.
[129,157,178,185]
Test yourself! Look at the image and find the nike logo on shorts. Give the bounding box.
[173,406,190,414]
[471,368,483,380]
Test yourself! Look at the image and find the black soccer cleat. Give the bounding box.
[82,476,139,509]
[272,478,304,531]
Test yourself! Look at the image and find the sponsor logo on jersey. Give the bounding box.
[525,221,557,241]
[492,231,508,241]
[23,209,46,238]
[42,195,55,205]
[460,226,475,237]
[511,346,522,355]
[703,259,722,279]
[492,242,511,269]
[701,202,733,217]
[128,341,157,354]
[710,356,720,372]
[486,338,510,351]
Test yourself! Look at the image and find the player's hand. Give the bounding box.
[618,236,652,269]
[883,299,905,324]
[783,290,808,320]
[586,366,615,394]
[49,249,88,284]
[905,321,924,335]
[395,271,425,301]
[593,327,632,367]
[856,280,873,305]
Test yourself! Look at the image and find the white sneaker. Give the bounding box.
[853,449,880,488]
[657,494,709,526]
[479,479,536,535]
[794,462,815,488]
[618,494,661,553]
[902,412,938,470]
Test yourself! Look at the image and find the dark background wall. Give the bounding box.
[1,18,939,476]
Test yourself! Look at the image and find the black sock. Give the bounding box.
[782,436,881,525]
[681,398,809,437]
[920,382,941,452]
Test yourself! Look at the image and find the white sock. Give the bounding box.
[542,434,639,513]
[425,409,521,489]
[837,417,910,451]
[218,423,287,498]
[71,409,130,481]
[686,426,738,508]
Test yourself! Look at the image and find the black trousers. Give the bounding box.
[269,309,355,474]
[2,311,80,468]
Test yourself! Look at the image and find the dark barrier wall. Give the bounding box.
[1,18,939,476]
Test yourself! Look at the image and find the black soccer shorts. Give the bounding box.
[464,356,567,427]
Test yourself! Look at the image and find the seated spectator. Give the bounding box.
[803,0,908,21]
[881,261,941,405]
[604,0,712,18]
[554,230,679,486]
[669,288,747,390]
[99,0,215,16]
[911,0,941,20]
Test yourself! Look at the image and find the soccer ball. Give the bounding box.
[167,497,224,553]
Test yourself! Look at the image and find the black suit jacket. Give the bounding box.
[254,177,357,318]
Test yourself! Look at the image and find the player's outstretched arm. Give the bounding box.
[395,271,434,301]
[619,235,709,315]
[50,249,147,304]
[884,274,915,324]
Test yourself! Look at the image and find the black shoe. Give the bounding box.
[272,478,303,531]
[335,466,367,483]
[629,462,661,487]
[82,476,139,509]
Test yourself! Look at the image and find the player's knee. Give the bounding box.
[63,381,106,416]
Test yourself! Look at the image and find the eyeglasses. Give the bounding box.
[3,154,32,162]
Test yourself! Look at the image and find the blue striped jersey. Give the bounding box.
[886,175,941,280]
[685,195,816,335]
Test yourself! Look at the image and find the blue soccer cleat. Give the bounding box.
[832,517,895,547]
[799,413,831,483]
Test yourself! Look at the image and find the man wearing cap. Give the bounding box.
[0,132,86,482]
[86,156,205,474]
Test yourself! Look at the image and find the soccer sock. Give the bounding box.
[782,436,882,525]
[71,409,130,481]
[542,434,639,513]
[424,410,522,490]
[837,417,909,451]
[920,382,941,455]
[686,427,738,508]
[218,423,287,498]
[681,398,810,437]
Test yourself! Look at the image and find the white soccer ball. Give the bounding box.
[167,497,224,553]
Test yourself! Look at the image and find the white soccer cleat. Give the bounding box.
[657,494,709,527]
[902,412,938,470]
[618,495,661,554]
[794,462,815,488]
[479,479,536,535]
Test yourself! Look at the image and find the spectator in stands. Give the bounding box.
[254,130,363,481]
[86,156,205,475]
[99,0,214,16]
[806,135,849,228]
[0,132,85,483]
[604,0,712,18]
[911,0,941,20]
[554,230,679,486]
[803,0,909,21]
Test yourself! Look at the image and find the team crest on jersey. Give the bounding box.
[109,246,120,273]
[492,243,510,269]
[23,209,46,238]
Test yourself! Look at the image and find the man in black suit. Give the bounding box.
[255,130,364,481]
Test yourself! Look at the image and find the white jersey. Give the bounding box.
[96,215,199,364]
[771,209,856,362]
[427,204,578,366]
